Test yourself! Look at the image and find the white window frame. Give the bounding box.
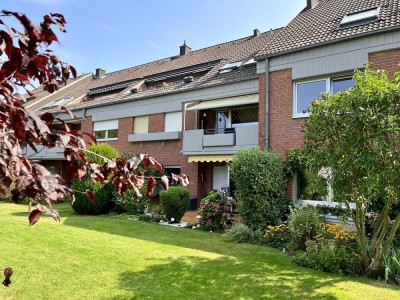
[93,120,118,141]
[164,111,182,132]
[293,76,354,118]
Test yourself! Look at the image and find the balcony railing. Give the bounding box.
[182,124,258,154]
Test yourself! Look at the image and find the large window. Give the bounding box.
[134,116,149,134]
[294,77,354,117]
[164,111,182,132]
[215,106,258,133]
[93,120,118,141]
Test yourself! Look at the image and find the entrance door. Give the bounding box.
[213,165,229,191]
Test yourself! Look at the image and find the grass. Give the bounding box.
[0,203,399,300]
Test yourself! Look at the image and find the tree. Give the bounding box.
[303,65,400,277]
[0,10,189,285]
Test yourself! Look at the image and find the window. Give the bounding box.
[340,7,379,27]
[164,111,182,132]
[214,106,258,133]
[294,77,354,117]
[134,116,149,134]
[93,119,118,141]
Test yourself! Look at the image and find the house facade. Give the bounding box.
[26,0,400,206]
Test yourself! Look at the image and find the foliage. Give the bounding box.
[71,178,114,215]
[285,148,310,174]
[113,188,149,214]
[224,224,263,244]
[86,143,120,164]
[264,221,291,249]
[230,147,288,229]
[293,239,362,275]
[289,206,321,250]
[137,214,152,222]
[317,223,357,245]
[303,66,400,277]
[160,186,190,223]
[382,248,400,285]
[149,204,163,215]
[198,191,232,231]
[299,170,328,200]
[308,204,354,220]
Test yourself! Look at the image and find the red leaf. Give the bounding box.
[82,132,97,144]
[70,65,77,78]
[29,209,42,226]
[161,175,169,191]
[143,155,163,172]
[40,112,54,125]
[146,176,156,197]
[86,190,95,203]
[60,106,80,121]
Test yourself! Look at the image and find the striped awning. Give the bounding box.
[186,94,258,111]
[188,155,234,163]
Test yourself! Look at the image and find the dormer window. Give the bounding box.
[219,61,243,74]
[340,7,379,27]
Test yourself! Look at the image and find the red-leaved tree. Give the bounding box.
[0,11,189,286]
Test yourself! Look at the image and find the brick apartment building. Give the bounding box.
[26,0,400,206]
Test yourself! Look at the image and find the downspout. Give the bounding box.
[265,58,270,150]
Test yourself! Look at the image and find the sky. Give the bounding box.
[4,0,306,75]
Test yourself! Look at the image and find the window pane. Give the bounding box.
[95,130,106,140]
[108,129,118,139]
[231,106,258,127]
[332,78,355,94]
[296,80,327,115]
[164,111,182,132]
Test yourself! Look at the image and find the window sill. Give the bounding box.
[292,115,309,119]
[128,131,182,142]
[97,138,118,142]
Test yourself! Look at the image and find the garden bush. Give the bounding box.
[224,224,262,244]
[113,188,148,214]
[382,248,400,285]
[230,147,288,229]
[293,239,362,275]
[71,178,115,214]
[160,186,190,222]
[264,221,291,250]
[86,143,120,164]
[198,191,232,231]
[289,206,320,250]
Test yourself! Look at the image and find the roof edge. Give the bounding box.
[255,25,400,61]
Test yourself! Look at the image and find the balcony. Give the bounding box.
[23,145,65,160]
[182,124,258,155]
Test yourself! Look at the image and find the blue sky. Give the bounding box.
[5,0,305,75]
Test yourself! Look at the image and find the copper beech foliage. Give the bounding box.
[0,9,190,235]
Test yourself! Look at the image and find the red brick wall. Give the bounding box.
[258,73,267,149]
[84,116,200,200]
[268,68,304,157]
[149,113,164,133]
[369,49,400,79]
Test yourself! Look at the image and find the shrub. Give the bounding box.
[293,239,362,275]
[71,178,115,214]
[86,143,120,164]
[264,221,291,250]
[138,214,152,222]
[382,248,400,285]
[113,188,148,214]
[198,191,232,231]
[230,147,288,229]
[317,223,357,245]
[289,206,320,250]
[224,223,262,244]
[160,186,190,223]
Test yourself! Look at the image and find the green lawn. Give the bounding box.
[0,203,399,300]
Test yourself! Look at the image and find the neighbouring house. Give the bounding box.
[26,0,400,207]
[255,0,400,203]
[26,28,279,204]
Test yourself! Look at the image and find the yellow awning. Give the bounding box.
[186,94,258,111]
[188,155,234,163]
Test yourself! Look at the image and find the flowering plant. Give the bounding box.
[198,191,232,231]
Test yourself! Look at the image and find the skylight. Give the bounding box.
[340,7,379,26]
[219,61,243,74]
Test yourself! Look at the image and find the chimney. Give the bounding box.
[94,68,106,79]
[306,0,319,9]
[253,29,260,37]
[180,41,191,56]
